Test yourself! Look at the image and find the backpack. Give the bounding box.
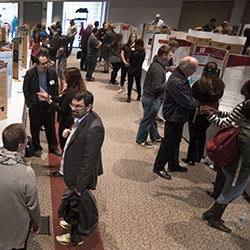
[206,124,241,167]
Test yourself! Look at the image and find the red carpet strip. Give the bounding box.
[49,139,104,249]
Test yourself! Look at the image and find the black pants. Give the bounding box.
[186,114,211,161]
[86,55,98,80]
[120,62,128,87]
[110,62,121,83]
[80,47,87,70]
[67,36,75,54]
[127,72,141,98]
[154,121,184,170]
[29,102,58,151]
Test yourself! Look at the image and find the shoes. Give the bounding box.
[206,191,215,199]
[59,220,72,230]
[153,169,172,180]
[151,137,162,143]
[49,149,62,157]
[181,158,195,166]
[50,170,63,177]
[118,89,123,93]
[126,97,131,103]
[102,70,109,73]
[86,77,95,82]
[168,165,188,172]
[34,150,41,157]
[136,95,141,101]
[109,81,118,85]
[56,233,83,246]
[136,141,153,148]
[208,218,231,233]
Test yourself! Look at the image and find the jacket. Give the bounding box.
[163,67,199,123]
[23,67,58,108]
[0,148,40,250]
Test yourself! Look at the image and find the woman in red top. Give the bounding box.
[29,31,40,65]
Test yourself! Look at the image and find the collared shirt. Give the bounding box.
[38,70,47,93]
[59,112,89,175]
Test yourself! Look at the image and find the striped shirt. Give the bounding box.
[207,102,245,128]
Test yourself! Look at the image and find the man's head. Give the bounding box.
[221,21,228,29]
[41,35,49,46]
[179,56,198,77]
[2,123,27,152]
[169,40,179,53]
[210,18,216,25]
[50,24,58,34]
[87,23,93,30]
[70,90,94,119]
[35,48,49,72]
[157,45,173,65]
[155,14,160,21]
[70,19,75,26]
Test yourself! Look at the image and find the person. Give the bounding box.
[56,36,70,93]
[23,48,62,157]
[182,62,225,166]
[202,18,216,32]
[49,23,60,67]
[80,23,93,71]
[97,22,108,67]
[102,23,116,73]
[242,28,250,55]
[202,97,250,233]
[11,15,18,38]
[94,20,99,30]
[66,19,78,54]
[56,20,62,36]
[39,35,50,52]
[213,21,228,34]
[119,32,136,93]
[200,80,250,200]
[153,56,199,180]
[29,30,40,65]
[55,90,105,246]
[166,40,179,71]
[86,27,102,82]
[151,14,165,27]
[126,39,146,102]
[0,123,40,249]
[135,45,173,147]
[109,33,123,85]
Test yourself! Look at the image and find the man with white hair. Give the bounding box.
[151,14,165,27]
[153,56,199,180]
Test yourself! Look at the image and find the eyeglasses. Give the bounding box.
[40,61,48,66]
[69,103,85,110]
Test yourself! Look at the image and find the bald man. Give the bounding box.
[151,14,165,27]
[153,56,199,180]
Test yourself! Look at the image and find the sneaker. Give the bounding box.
[56,233,83,246]
[50,170,63,177]
[136,141,153,148]
[34,150,41,157]
[151,137,162,143]
[118,89,123,93]
[49,149,62,157]
[59,220,72,230]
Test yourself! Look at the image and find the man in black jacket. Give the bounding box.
[56,90,104,246]
[49,23,60,67]
[23,48,61,157]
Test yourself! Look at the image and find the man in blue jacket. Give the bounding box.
[153,56,199,180]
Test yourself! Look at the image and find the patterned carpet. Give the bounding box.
[25,50,250,250]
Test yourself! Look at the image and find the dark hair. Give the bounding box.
[33,30,40,43]
[210,18,216,23]
[127,32,137,47]
[198,62,225,95]
[41,35,49,42]
[94,21,99,27]
[92,27,99,35]
[37,23,42,29]
[2,123,26,151]
[73,90,94,107]
[134,39,145,51]
[58,36,70,57]
[51,24,57,32]
[157,45,173,57]
[35,48,49,64]
[56,21,62,29]
[111,33,122,49]
[169,40,179,48]
[63,67,86,95]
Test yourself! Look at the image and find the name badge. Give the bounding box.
[50,80,55,85]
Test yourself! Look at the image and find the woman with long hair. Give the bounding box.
[29,30,40,65]
[57,36,70,93]
[109,33,123,85]
[126,39,146,102]
[182,62,225,165]
[119,32,137,93]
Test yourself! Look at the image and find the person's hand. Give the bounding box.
[169,65,177,71]
[74,187,81,196]
[124,61,130,67]
[37,92,50,102]
[30,225,40,235]
[62,129,71,138]
[200,105,219,115]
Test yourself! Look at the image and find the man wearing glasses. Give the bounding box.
[23,48,62,157]
[56,90,104,246]
[153,56,199,180]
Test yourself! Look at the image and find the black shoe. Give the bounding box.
[102,70,109,73]
[208,218,231,233]
[34,150,41,157]
[136,95,141,101]
[181,158,195,166]
[168,165,188,172]
[50,170,63,177]
[153,169,172,180]
[151,137,162,143]
[126,97,131,103]
[206,191,215,199]
[86,77,95,82]
[49,149,62,157]
[136,141,153,148]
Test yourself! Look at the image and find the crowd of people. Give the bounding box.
[0,15,250,248]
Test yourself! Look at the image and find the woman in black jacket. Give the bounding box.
[126,39,146,102]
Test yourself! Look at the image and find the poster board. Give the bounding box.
[12,37,23,80]
[17,25,29,69]
[0,61,8,121]
[186,35,211,46]
[143,29,154,65]
[173,39,194,65]
[220,54,250,112]
[151,34,170,63]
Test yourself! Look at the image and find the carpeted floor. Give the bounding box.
[26,49,250,250]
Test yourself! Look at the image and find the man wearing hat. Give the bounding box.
[151,14,165,27]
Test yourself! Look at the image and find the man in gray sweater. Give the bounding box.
[136,45,173,147]
[0,123,40,250]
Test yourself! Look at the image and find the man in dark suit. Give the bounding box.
[56,90,105,246]
[23,48,61,157]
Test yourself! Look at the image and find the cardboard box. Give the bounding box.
[210,41,243,54]
[0,61,8,121]
[186,35,211,46]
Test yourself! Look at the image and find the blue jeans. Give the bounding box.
[136,96,161,143]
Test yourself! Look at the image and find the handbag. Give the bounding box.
[76,50,82,59]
